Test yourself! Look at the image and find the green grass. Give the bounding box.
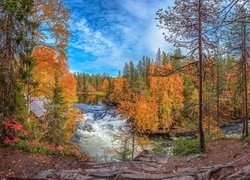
[172,138,201,156]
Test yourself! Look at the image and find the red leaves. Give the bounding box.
[1,118,27,144]
[4,137,11,144]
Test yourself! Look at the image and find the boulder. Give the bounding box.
[134,150,169,164]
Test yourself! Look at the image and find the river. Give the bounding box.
[73,94,247,162]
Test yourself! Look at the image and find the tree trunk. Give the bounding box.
[243,20,248,137]
[198,0,205,151]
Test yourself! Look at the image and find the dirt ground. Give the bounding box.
[0,139,249,179]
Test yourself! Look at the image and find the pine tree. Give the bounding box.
[157,0,221,151]
[44,72,67,146]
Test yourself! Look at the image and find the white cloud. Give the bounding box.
[68,0,175,73]
[70,19,114,56]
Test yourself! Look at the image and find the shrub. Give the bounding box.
[173,138,200,156]
[1,139,87,158]
[1,118,27,144]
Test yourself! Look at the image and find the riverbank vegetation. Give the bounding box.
[0,0,249,161]
[0,0,82,157]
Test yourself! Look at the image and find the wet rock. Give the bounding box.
[186,154,207,162]
[134,150,170,164]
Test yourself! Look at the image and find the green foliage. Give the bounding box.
[14,85,28,118]
[173,139,200,156]
[152,137,171,154]
[44,74,68,146]
[74,72,110,93]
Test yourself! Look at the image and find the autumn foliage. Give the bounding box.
[32,45,77,105]
[114,61,184,133]
[1,119,27,144]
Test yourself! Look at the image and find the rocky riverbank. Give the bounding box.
[1,139,250,179]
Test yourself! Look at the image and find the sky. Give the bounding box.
[65,0,174,76]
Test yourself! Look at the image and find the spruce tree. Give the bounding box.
[44,72,67,146]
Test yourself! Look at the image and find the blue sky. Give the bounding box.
[65,0,174,76]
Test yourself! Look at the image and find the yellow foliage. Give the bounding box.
[64,107,83,140]
[101,78,109,93]
[32,45,77,105]
[149,62,184,130]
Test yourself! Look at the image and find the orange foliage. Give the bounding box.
[118,96,159,133]
[32,45,77,105]
[60,72,77,104]
[101,78,109,93]
[64,107,83,140]
[110,77,130,104]
[149,62,184,130]
[32,46,57,97]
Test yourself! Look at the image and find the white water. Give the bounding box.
[73,101,247,162]
[74,102,129,162]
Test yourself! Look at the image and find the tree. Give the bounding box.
[224,4,249,136]
[101,78,109,93]
[156,48,162,66]
[149,62,184,131]
[32,0,71,62]
[60,72,77,105]
[44,72,67,146]
[0,0,36,143]
[157,0,221,151]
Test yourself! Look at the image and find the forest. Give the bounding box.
[0,0,249,179]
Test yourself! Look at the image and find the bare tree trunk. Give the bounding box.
[198,0,205,151]
[216,64,220,127]
[243,21,248,137]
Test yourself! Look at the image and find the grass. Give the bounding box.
[172,138,201,156]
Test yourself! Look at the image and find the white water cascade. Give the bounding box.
[74,102,128,162]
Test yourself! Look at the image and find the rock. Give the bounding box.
[186,154,207,162]
[168,176,195,180]
[177,167,196,174]
[60,169,92,180]
[119,172,175,179]
[33,169,54,179]
[134,150,169,164]
[242,143,250,147]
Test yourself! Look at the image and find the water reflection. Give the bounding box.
[77,93,106,105]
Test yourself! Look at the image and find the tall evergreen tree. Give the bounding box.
[44,72,67,146]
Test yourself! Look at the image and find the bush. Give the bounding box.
[0,139,88,159]
[173,138,200,156]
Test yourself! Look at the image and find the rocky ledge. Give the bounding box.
[34,150,250,180]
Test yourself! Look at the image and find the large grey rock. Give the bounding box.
[134,150,170,164]
[30,97,48,118]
